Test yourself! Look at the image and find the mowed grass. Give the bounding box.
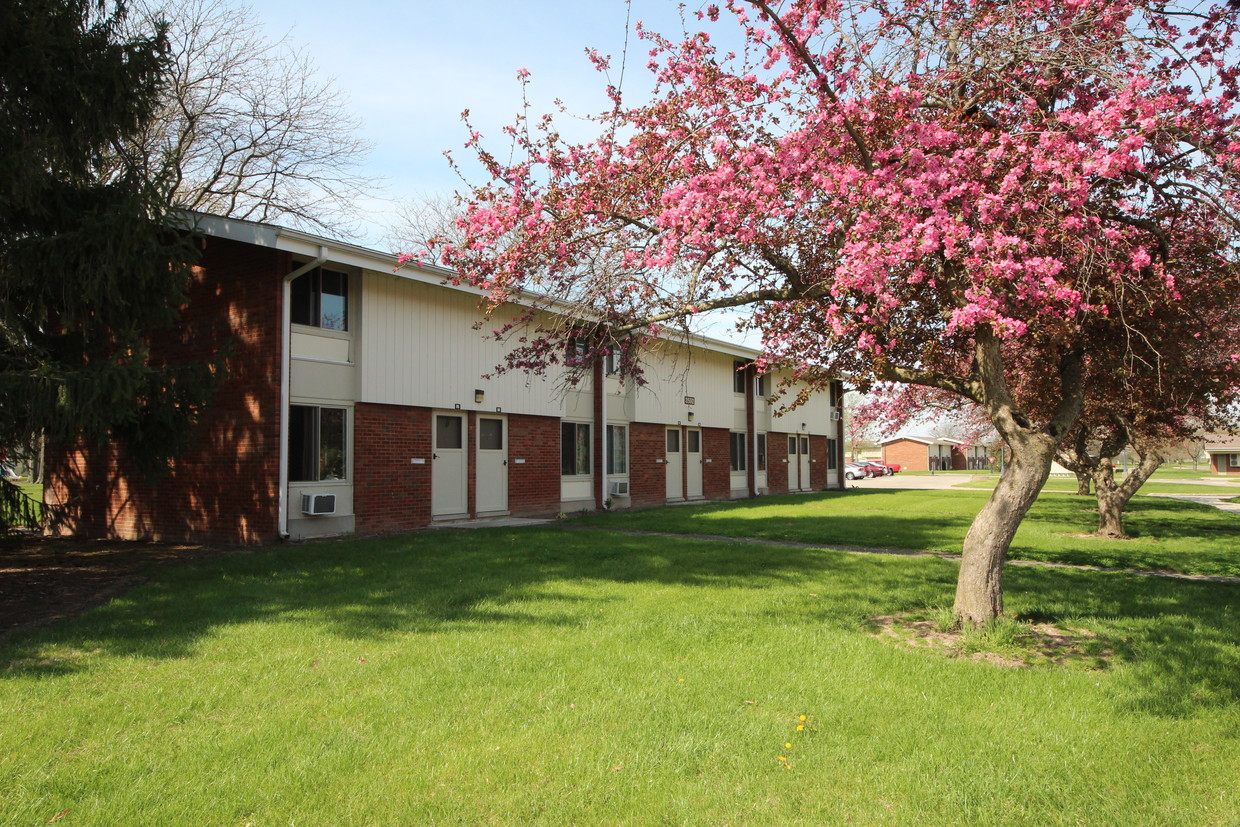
[575,489,1240,577]
[2,528,1239,825]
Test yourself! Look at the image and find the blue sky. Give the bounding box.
[252,0,757,344]
[254,0,706,246]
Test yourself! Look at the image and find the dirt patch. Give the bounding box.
[868,613,1116,668]
[0,534,236,641]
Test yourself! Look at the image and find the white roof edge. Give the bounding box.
[182,211,763,360]
[881,434,961,446]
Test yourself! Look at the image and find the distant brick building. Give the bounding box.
[1204,434,1240,475]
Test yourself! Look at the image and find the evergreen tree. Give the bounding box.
[0,0,215,529]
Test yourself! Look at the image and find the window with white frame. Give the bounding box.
[756,433,767,471]
[1230,453,1240,468]
[827,437,838,469]
[565,336,590,368]
[733,360,747,394]
[607,424,628,474]
[561,422,591,475]
[730,432,747,472]
[290,267,348,331]
[288,405,347,481]
[755,373,767,397]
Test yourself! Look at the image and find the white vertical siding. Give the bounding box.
[360,271,583,416]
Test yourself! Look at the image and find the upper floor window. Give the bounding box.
[291,267,348,331]
[565,336,590,368]
[733,360,747,394]
[755,373,767,397]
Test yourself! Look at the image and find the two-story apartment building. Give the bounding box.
[47,214,845,543]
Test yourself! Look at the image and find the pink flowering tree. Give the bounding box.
[427,0,1240,625]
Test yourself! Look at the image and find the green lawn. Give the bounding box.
[576,489,1240,577]
[2,528,1238,825]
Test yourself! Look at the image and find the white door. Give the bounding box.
[432,412,468,517]
[665,428,683,500]
[788,436,800,490]
[476,415,508,514]
[798,436,812,491]
[686,428,703,499]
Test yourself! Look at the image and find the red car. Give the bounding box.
[860,461,897,476]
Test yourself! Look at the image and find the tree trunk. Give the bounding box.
[954,432,1058,626]
[1074,469,1091,496]
[1092,450,1163,539]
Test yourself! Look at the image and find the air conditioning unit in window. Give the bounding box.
[608,481,630,496]
[301,493,337,516]
[830,410,842,421]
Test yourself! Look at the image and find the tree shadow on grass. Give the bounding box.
[1,525,1238,720]
[1013,495,1240,577]
[1002,565,1240,719]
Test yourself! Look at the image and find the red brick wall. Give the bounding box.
[766,431,789,494]
[1211,452,1240,474]
[810,435,827,489]
[629,422,669,507]
[353,403,432,534]
[508,414,563,516]
[882,439,929,472]
[702,427,731,499]
[46,236,284,544]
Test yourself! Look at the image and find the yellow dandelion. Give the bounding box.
[796,724,805,731]
[799,714,807,721]
[785,742,792,749]
[778,756,787,762]
[784,763,793,770]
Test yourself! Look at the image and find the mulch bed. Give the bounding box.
[0,534,233,641]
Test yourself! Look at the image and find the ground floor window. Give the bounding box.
[827,437,838,470]
[561,422,591,476]
[756,433,767,471]
[730,432,747,472]
[289,405,347,482]
[607,424,628,475]
[1229,453,1240,468]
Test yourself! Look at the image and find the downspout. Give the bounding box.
[835,380,846,489]
[278,246,329,539]
[595,355,606,510]
[746,366,756,498]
